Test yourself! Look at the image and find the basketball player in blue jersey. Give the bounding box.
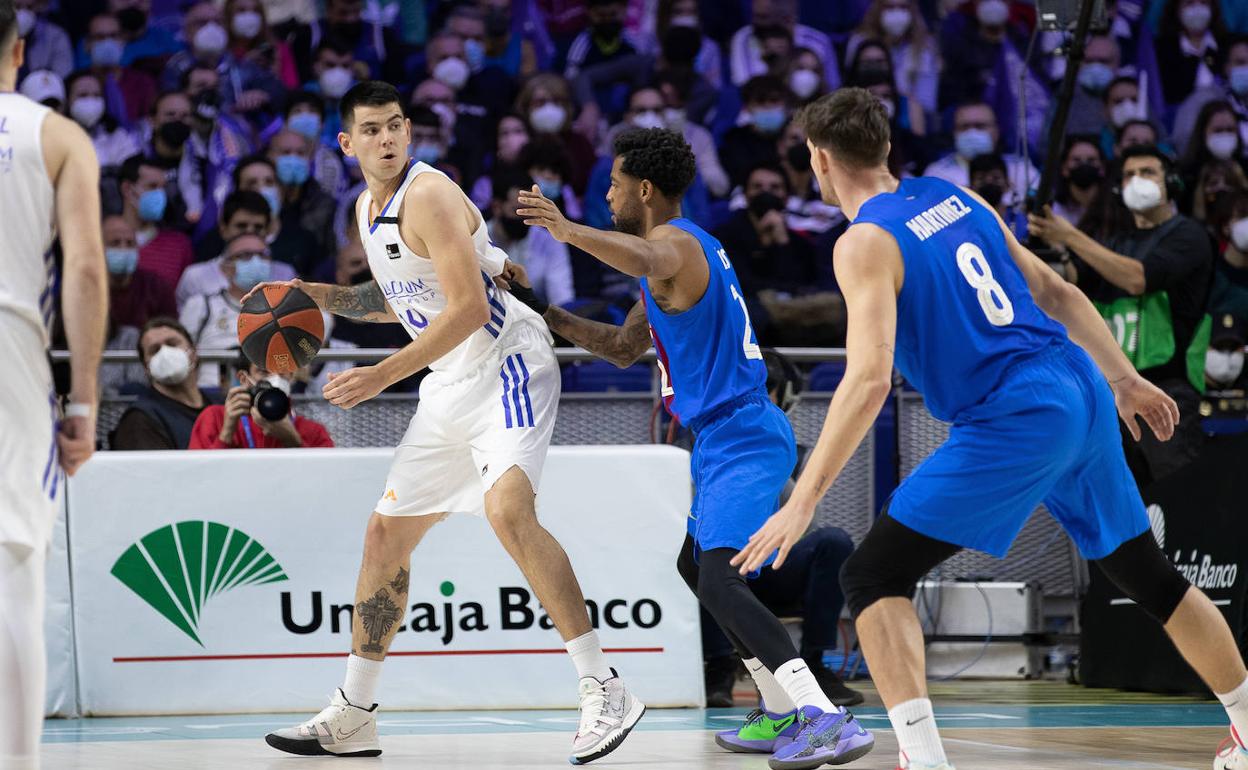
[514,127,874,769]
[733,88,1248,770]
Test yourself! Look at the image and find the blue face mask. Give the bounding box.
[1078,62,1114,92]
[535,177,561,200]
[955,128,995,159]
[232,254,271,291]
[90,38,124,68]
[138,188,167,223]
[287,112,322,141]
[750,106,787,134]
[259,185,282,216]
[464,38,486,72]
[1231,65,1248,97]
[275,154,310,186]
[105,247,138,275]
[412,142,442,165]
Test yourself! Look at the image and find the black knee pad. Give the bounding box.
[1094,531,1190,623]
[676,535,699,594]
[841,512,962,619]
[840,546,922,619]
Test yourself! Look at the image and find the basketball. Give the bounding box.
[237,285,324,374]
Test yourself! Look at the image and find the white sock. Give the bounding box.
[745,657,797,713]
[1217,675,1248,749]
[565,630,613,681]
[888,697,947,766]
[773,657,836,712]
[342,654,383,706]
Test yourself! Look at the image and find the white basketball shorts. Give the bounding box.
[375,320,559,517]
[0,311,59,551]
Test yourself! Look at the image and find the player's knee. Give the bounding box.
[485,501,537,546]
[1094,531,1191,623]
[840,547,919,620]
[363,512,443,561]
[676,537,698,594]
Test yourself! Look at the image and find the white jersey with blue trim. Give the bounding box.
[356,160,546,378]
[0,93,57,344]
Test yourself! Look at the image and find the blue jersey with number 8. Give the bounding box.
[854,177,1069,422]
[640,218,767,426]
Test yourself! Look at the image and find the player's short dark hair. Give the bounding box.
[491,168,535,202]
[136,316,195,364]
[221,190,272,226]
[285,89,325,119]
[1118,142,1174,172]
[613,127,697,198]
[231,153,276,189]
[798,87,890,170]
[0,0,15,49]
[340,80,402,132]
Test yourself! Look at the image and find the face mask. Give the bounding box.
[1078,62,1115,92]
[529,102,566,133]
[138,188,167,222]
[663,107,685,131]
[1207,131,1238,160]
[412,141,441,164]
[259,184,281,216]
[789,69,820,99]
[275,154,310,186]
[669,14,699,28]
[117,7,147,33]
[232,11,263,39]
[149,344,192,385]
[976,0,1010,26]
[319,66,353,99]
[500,216,529,240]
[1122,175,1163,212]
[193,22,228,58]
[90,38,124,68]
[433,56,470,91]
[751,106,786,134]
[70,96,105,128]
[1230,216,1248,251]
[233,254,271,291]
[955,128,995,159]
[748,191,786,218]
[1110,98,1139,127]
[787,142,811,169]
[158,120,191,147]
[975,183,1004,207]
[497,131,527,161]
[1068,162,1102,190]
[535,177,562,200]
[1206,349,1244,385]
[264,373,292,395]
[881,8,912,37]
[16,9,35,37]
[1231,66,1248,97]
[287,111,321,140]
[1180,3,1211,34]
[631,109,665,130]
[105,246,138,275]
[464,39,486,72]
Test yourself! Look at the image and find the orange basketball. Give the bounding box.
[237,285,324,374]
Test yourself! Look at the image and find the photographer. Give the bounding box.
[188,351,333,449]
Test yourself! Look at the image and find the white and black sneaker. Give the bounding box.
[265,688,381,757]
[569,668,645,765]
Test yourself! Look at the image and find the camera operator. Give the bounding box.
[188,351,333,449]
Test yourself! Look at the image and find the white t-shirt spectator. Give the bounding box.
[180,290,243,388]
[175,258,297,312]
[729,24,840,89]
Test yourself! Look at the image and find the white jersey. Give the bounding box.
[357,161,547,377]
[0,93,56,343]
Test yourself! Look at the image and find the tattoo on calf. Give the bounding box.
[390,566,409,595]
[356,587,402,653]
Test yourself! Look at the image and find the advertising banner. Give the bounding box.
[67,447,701,715]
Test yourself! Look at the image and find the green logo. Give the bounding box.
[111,521,288,645]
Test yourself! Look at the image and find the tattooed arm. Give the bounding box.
[543,299,652,368]
[243,278,399,323]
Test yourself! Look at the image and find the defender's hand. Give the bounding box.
[1113,375,1180,442]
[517,185,575,243]
[730,498,816,574]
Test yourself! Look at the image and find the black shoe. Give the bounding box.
[704,655,738,708]
[809,662,865,707]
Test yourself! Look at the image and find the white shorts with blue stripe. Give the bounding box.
[0,310,59,552]
[375,319,559,518]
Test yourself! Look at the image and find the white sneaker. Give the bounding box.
[265,688,381,757]
[898,750,957,770]
[569,668,645,765]
[1215,733,1248,769]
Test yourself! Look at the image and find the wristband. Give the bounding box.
[65,403,92,418]
[508,282,549,316]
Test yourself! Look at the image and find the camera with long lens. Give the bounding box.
[248,380,290,421]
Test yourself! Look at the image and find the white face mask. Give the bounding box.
[319,66,353,99]
[529,102,567,133]
[631,109,665,130]
[1180,3,1212,34]
[976,0,1010,27]
[1122,175,1163,212]
[663,106,685,131]
[70,96,106,128]
[432,57,470,91]
[1206,349,1245,385]
[264,374,292,395]
[1207,131,1239,160]
[880,8,912,38]
[1230,217,1248,251]
[149,344,192,385]
[1109,98,1140,128]
[232,11,263,39]
[669,14,699,28]
[789,69,820,100]
[193,22,228,57]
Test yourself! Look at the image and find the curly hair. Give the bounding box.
[613,127,696,198]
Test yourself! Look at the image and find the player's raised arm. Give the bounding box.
[48,114,107,475]
[733,223,900,574]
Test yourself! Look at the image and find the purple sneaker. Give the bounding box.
[715,707,801,753]
[767,705,875,769]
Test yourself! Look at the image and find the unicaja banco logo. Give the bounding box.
[111,521,288,645]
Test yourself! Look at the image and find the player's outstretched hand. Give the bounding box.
[517,185,575,243]
[323,365,386,409]
[730,499,817,575]
[241,278,309,306]
[1113,375,1180,442]
[57,413,95,476]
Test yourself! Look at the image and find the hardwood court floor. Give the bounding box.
[36,681,1231,769]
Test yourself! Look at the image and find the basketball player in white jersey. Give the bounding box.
[254,82,643,764]
[0,2,107,764]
